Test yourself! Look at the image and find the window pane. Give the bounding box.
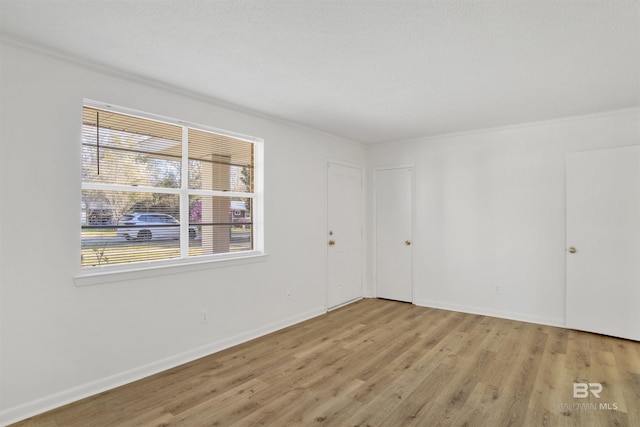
[189,195,253,256]
[82,107,182,188]
[81,190,181,266]
[81,104,260,270]
[188,128,253,192]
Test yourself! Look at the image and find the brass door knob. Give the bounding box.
[405,240,411,246]
[568,247,577,254]
[329,240,336,246]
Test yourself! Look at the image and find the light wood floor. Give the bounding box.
[12,298,640,426]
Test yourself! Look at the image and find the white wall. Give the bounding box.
[0,40,366,424]
[368,109,640,325]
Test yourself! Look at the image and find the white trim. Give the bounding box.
[327,296,363,311]
[180,126,190,258]
[372,165,415,303]
[252,140,265,253]
[1,36,363,148]
[414,298,566,329]
[75,252,268,286]
[10,35,635,148]
[325,159,365,170]
[373,163,414,172]
[375,107,640,147]
[0,305,325,427]
[565,143,640,155]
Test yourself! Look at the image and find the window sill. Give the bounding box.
[74,252,268,287]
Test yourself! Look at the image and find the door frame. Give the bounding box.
[373,164,415,303]
[325,159,365,311]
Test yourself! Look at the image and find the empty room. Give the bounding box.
[0,1,638,426]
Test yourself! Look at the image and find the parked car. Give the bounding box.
[117,213,197,241]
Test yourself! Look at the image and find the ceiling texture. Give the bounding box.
[1,0,639,144]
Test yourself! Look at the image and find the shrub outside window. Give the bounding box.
[81,102,262,269]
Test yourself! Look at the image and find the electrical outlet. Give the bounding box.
[286,289,292,299]
[201,310,208,324]
[495,285,501,294]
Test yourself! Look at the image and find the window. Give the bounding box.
[81,102,262,270]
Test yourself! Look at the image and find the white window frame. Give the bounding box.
[75,100,265,286]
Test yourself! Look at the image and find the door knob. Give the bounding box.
[568,247,577,254]
[405,240,411,246]
[329,240,336,246]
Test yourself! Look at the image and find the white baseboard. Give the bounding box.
[413,298,565,329]
[328,296,364,311]
[0,306,326,427]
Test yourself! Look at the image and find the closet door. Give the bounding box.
[375,166,413,303]
[566,146,640,341]
[327,162,363,309]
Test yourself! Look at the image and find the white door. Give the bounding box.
[375,167,413,302]
[327,163,363,309]
[566,145,640,341]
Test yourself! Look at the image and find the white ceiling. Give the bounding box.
[1,0,638,144]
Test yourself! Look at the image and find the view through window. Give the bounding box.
[81,104,260,269]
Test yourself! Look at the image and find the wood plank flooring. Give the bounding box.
[11,299,640,426]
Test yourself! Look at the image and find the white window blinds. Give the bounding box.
[81,104,258,268]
